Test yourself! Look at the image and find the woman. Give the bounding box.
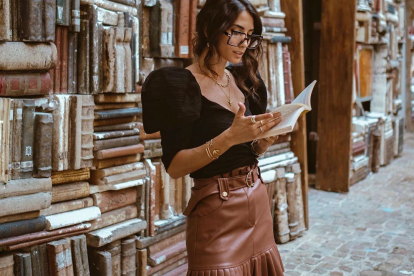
[142,0,285,274]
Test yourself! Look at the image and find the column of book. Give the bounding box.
[351,0,405,186]
[0,0,307,275]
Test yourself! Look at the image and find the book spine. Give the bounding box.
[93,135,140,151]
[124,27,133,92]
[114,13,126,93]
[0,0,11,41]
[88,250,111,276]
[95,144,144,160]
[0,72,52,96]
[71,0,81,32]
[13,252,32,276]
[67,32,77,94]
[33,113,53,178]
[93,154,141,169]
[136,249,147,276]
[69,236,82,276]
[0,192,52,218]
[94,122,138,132]
[51,182,89,203]
[40,197,93,216]
[142,7,151,57]
[80,95,94,168]
[147,240,186,266]
[44,0,56,41]
[77,19,90,94]
[0,216,46,239]
[56,0,64,25]
[51,96,65,171]
[80,0,137,14]
[174,0,190,58]
[20,99,35,179]
[121,238,136,276]
[94,107,141,120]
[8,100,13,182]
[90,162,144,180]
[0,177,51,200]
[148,231,186,256]
[97,169,146,185]
[274,168,290,243]
[94,93,140,103]
[89,204,137,231]
[12,100,22,180]
[102,26,115,93]
[0,254,14,276]
[282,45,294,104]
[54,26,62,93]
[20,0,43,41]
[188,0,197,58]
[0,211,40,225]
[93,129,140,140]
[146,252,187,275]
[51,168,90,185]
[45,206,101,231]
[68,96,82,170]
[47,240,66,276]
[93,116,136,127]
[110,0,136,5]
[91,187,137,213]
[60,27,69,94]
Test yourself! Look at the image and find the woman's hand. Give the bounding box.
[225,102,282,146]
[253,135,280,155]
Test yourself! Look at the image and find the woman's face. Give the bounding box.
[217,10,255,64]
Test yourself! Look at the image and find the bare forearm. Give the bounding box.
[167,129,234,179]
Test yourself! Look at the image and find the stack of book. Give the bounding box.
[367,113,395,166]
[350,132,370,185]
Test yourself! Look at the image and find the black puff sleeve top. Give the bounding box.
[141,64,267,179]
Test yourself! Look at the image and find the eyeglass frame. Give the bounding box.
[223,30,263,49]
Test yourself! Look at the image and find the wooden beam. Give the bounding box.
[406,0,414,132]
[316,0,356,192]
[280,0,309,229]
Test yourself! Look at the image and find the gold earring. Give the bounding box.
[207,42,209,48]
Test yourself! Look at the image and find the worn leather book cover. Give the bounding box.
[51,168,90,185]
[23,243,50,276]
[129,15,139,93]
[12,99,23,179]
[45,206,100,231]
[92,187,137,213]
[0,178,51,199]
[68,95,82,170]
[51,182,90,203]
[77,19,90,94]
[20,0,43,41]
[93,116,137,127]
[136,248,147,276]
[93,154,141,169]
[47,239,73,276]
[13,252,32,276]
[102,26,116,93]
[93,129,139,141]
[54,26,62,93]
[114,13,126,93]
[20,99,35,179]
[124,27,133,93]
[0,0,11,41]
[60,27,69,94]
[40,197,93,216]
[70,235,89,276]
[143,139,162,150]
[86,218,147,247]
[44,0,56,41]
[90,161,144,180]
[94,107,141,120]
[282,45,294,104]
[52,95,69,171]
[0,192,51,218]
[147,240,186,266]
[261,17,285,27]
[95,144,143,160]
[147,252,187,275]
[88,249,112,276]
[89,204,137,231]
[143,148,163,159]
[80,95,94,168]
[68,34,78,92]
[142,7,151,58]
[0,42,57,71]
[174,0,190,58]
[121,238,136,276]
[33,112,53,178]
[150,0,174,57]
[93,135,140,151]
[0,216,46,239]
[0,211,40,225]
[0,72,52,96]
[0,254,14,276]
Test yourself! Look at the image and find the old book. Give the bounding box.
[0,72,52,96]
[95,144,143,160]
[0,211,40,225]
[81,95,94,168]
[147,240,186,266]
[86,218,147,247]
[68,32,78,94]
[13,252,32,276]
[89,205,137,231]
[94,103,137,111]
[110,0,135,5]
[91,187,137,213]
[290,163,306,235]
[80,0,138,15]
[93,116,137,127]
[93,135,139,151]
[174,0,190,58]
[93,154,141,169]
[47,239,74,276]
[123,26,133,93]
[88,250,111,276]
[121,238,136,276]
[0,224,91,248]
[40,197,93,216]
[188,0,197,58]
[94,93,141,103]
[107,240,122,276]
[267,42,284,108]
[70,235,89,276]
[68,96,82,170]
[51,182,90,203]
[94,122,138,132]
[129,15,139,93]
[43,0,56,41]
[282,45,294,104]
[20,99,35,179]
[23,243,49,276]
[54,27,62,93]
[0,0,11,41]
[95,169,146,185]
[0,177,51,200]
[71,0,81,32]
[90,162,144,180]
[159,163,170,220]
[0,216,46,239]
[114,13,126,93]
[142,7,151,57]
[51,168,90,185]
[94,108,141,120]
[147,251,187,275]
[89,177,145,193]
[174,177,183,216]
[12,99,23,180]
[0,99,10,182]
[148,231,185,256]
[153,163,161,222]
[102,26,116,93]
[20,0,43,41]
[33,113,53,178]
[0,192,51,218]
[150,0,174,57]
[60,27,69,94]
[93,129,139,140]
[144,161,156,236]
[77,19,90,94]
[285,172,299,240]
[45,206,101,231]
[154,215,186,235]
[0,254,14,276]
[142,139,162,150]
[136,248,146,276]
[160,262,188,276]
[136,224,185,249]
[273,168,290,243]
[52,95,69,171]
[0,42,57,71]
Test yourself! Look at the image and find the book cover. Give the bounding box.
[33,112,53,178]
[51,182,90,203]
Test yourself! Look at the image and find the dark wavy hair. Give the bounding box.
[192,0,264,98]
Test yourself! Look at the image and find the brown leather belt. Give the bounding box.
[182,163,264,216]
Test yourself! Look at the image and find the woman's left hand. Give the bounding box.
[254,135,280,154]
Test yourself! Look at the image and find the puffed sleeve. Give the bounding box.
[141,67,202,170]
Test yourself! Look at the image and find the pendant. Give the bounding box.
[229,100,232,106]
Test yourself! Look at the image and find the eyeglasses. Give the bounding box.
[223,30,263,49]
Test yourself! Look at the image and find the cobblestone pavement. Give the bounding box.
[278,132,414,276]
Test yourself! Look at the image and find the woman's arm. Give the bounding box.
[167,103,282,179]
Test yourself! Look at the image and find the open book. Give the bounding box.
[257,80,317,139]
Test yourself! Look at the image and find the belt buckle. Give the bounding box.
[245,170,254,187]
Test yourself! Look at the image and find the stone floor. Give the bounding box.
[278,132,414,276]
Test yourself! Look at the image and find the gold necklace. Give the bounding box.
[195,58,230,88]
[217,83,232,107]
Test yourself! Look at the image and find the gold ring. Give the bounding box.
[260,120,264,126]
[259,126,264,132]
[251,116,257,124]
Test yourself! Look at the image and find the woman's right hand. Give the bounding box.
[226,102,282,146]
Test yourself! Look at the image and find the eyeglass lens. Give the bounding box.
[229,31,261,48]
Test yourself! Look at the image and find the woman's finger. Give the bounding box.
[259,117,282,132]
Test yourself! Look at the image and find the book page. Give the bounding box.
[292,80,317,108]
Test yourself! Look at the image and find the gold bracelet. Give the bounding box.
[251,140,265,157]
[205,139,221,160]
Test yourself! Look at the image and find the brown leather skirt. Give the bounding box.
[183,164,285,275]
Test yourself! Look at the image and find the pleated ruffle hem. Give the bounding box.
[186,244,284,276]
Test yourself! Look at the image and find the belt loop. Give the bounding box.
[217,178,230,201]
[257,166,264,183]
